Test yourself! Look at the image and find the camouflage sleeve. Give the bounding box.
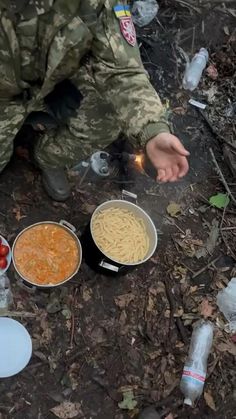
[90,0,170,147]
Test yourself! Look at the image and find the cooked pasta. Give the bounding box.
[92,207,149,263]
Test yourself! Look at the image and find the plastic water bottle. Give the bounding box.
[217,278,236,333]
[131,0,159,27]
[180,320,214,407]
[183,48,209,91]
[0,274,13,310]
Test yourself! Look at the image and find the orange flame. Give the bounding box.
[135,154,144,170]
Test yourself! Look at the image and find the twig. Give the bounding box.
[164,215,186,235]
[192,255,221,279]
[79,165,90,187]
[220,199,227,230]
[164,277,189,345]
[221,232,236,261]
[200,110,236,152]
[69,287,78,348]
[221,226,236,231]
[220,198,236,261]
[209,148,236,207]
[0,310,37,318]
[171,42,180,85]
[174,0,201,12]
[191,26,196,55]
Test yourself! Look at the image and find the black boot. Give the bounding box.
[138,407,160,419]
[41,168,71,201]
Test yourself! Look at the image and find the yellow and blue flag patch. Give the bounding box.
[114,4,131,19]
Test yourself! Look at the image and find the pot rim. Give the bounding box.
[90,200,158,266]
[12,221,82,288]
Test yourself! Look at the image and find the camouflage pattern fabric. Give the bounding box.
[0,0,169,172]
[35,64,121,168]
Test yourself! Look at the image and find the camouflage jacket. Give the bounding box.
[0,0,169,145]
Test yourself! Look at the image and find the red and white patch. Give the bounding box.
[120,16,136,47]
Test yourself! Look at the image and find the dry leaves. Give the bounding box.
[199,298,215,318]
[12,207,27,222]
[82,286,93,302]
[204,391,216,411]
[115,294,135,309]
[51,402,82,418]
[166,202,182,218]
[217,340,236,356]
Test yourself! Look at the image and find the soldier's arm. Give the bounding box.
[90,1,170,147]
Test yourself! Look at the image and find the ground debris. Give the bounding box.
[50,402,83,418]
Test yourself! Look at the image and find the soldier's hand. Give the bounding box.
[146,133,190,182]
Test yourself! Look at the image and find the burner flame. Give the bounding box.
[135,154,144,170]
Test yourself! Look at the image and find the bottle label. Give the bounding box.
[182,367,206,386]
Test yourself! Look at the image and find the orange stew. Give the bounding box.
[14,223,80,285]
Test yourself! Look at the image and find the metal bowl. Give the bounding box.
[90,200,158,272]
[0,235,12,276]
[12,220,82,288]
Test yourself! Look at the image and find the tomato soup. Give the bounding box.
[14,223,80,285]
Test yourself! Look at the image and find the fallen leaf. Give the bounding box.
[200,298,215,318]
[209,193,230,209]
[118,391,137,411]
[82,286,93,302]
[204,391,216,411]
[51,402,82,418]
[228,8,236,17]
[231,335,236,344]
[206,64,218,80]
[62,308,72,320]
[195,218,219,259]
[90,326,107,344]
[165,413,174,419]
[80,202,96,215]
[115,294,135,309]
[172,106,186,115]
[46,298,62,314]
[12,207,27,222]
[217,341,236,356]
[167,202,181,217]
[223,25,230,36]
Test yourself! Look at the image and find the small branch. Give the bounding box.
[164,277,189,345]
[209,148,236,207]
[69,287,78,348]
[0,311,36,318]
[192,255,221,279]
[220,199,236,261]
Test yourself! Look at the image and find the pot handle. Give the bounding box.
[122,189,137,204]
[99,261,119,273]
[59,220,76,233]
[16,277,36,294]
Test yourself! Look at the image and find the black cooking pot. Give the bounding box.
[81,199,158,276]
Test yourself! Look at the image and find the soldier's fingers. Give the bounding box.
[157,168,166,182]
[178,158,189,178]
[169,165,179,182]
[162,167,173,182]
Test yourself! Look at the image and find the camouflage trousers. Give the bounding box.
[0,65,121,173]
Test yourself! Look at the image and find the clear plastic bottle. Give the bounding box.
[180,320,214,407]
[183,48,209,91]
[217,278,236,333]
[131,0,159,27]
[0,274,13,310]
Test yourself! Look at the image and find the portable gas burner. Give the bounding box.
[74,149,149,188]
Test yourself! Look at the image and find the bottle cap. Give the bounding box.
[184,398,193,406]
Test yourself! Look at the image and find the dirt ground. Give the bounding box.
[0,2,236,419]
